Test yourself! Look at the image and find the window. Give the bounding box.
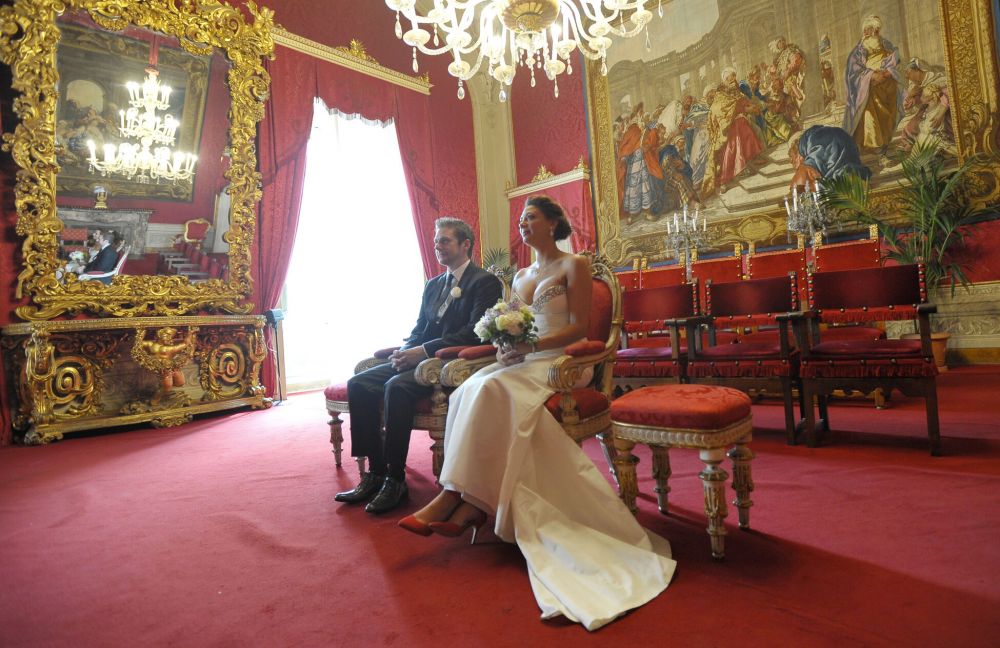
[282,99,425,391]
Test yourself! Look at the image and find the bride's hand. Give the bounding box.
[497,342,526,366]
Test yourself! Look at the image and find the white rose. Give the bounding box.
[450,286,462,299]
[497,312,524,336]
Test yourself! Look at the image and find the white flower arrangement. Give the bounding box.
[69,251,86,263]
[474,299,538,349]
[450,286,462,299]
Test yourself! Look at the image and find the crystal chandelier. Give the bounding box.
[385,0,662,101]
[87,67,198,184]
[783,181,836,245]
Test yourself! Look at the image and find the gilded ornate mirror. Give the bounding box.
[0,0,274,320]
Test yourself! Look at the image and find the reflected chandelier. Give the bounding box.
[87,66,198,184]
[385,0,662,101]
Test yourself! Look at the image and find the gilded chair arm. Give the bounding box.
[546,342,617,392]
[354,356,389,374]
[414,356,445,387]
[440,352,496,388]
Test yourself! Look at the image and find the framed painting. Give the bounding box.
[55,18,211,201]
[586,0,1000,267]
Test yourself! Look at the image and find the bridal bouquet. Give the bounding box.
[474,299,538,350]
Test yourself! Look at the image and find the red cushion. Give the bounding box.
[737,329,791,345]
[611,384,751,429]
[820,326,886,342]
[626,335,672,348]
[544,389,610,422]
[435,346,468,359]
[324,383,348,402]
[457,344,497,360]
[699,342,785,359]
[613,359,682,378]
[565,339,606,356]
[617,346,674,359]
[810,339,922,358]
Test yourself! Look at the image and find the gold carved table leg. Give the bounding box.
[650,445,672,514]
[699,447,730,561]
[727,435,755,529]
[612,436,640,514]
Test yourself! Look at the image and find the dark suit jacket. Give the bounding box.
[83,245,118,274]
[401,263,503,357]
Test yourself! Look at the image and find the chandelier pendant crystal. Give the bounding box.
[87,64,198,184]
[385,0,657,101]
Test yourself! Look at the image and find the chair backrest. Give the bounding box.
[586,254,622,347]
[707,273,799,319]
[485,265,513,301]
[813,225,880,272]
[615,269,641,291]
[690,248,743,311]
[622,282,699,324]
[809,264,926,311]
[113,245,130,275]
[183,218,211,243]
[746,243,807,281]
[641,264,686,289]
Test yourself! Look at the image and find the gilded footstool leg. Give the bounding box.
[727,436,754,530]
[597,431,620,486]
[328,411,344,468]
[650,445,672,515]
[429,430,445,483]
[613,436,640,514]
[699,447,729,560]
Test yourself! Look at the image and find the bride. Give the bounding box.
[398,195,676,630]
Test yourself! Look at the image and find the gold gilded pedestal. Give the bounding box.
[1,315,271,444]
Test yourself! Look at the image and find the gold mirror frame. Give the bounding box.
[0,0,275,320]
[585,0,1000,266]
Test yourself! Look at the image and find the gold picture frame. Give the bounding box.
[586,0,1000,267]
[0,0,275,320]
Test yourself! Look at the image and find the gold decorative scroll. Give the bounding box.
[271,28,432,95]
[0,0,275,319]
[506,161,592,199]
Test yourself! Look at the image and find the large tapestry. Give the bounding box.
[587,0,1000,266]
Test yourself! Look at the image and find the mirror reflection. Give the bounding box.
[53,11,232,284]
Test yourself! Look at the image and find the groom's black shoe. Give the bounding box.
[365,476,409,514]
[334,471,384,504]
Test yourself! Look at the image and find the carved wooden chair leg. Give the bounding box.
[612,436,640,514]
[818,392,830,432]
[327,411,344,468]
[699,447,730,560]
[428,430,445,482]
[780,376,796,445]
[803,382,820,447]
[874,387,886,409]
[727,436,754,529]
[597,431,620,486]
[650,445,671,514]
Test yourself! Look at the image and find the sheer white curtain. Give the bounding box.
[283,99,425,390]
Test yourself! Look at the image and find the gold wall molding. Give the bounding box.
[506,160,591,199]
[272,28,432,95]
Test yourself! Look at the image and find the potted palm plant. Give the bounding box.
[820,140,992,368]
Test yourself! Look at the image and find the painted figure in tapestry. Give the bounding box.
[842,14,904,157]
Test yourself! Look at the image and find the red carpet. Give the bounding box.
[1,367,999,647]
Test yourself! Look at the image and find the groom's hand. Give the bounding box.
[390,347,426,371]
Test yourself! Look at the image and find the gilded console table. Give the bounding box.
[1,315,271,444]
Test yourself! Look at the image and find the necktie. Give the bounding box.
[436,274,454,319]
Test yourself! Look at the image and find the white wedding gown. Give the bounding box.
[438,285,676,631]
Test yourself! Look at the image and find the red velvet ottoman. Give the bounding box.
[610,384,754,559]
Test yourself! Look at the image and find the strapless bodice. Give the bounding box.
[514,285,569,337]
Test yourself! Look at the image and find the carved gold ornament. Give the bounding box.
[0,0,275,319]
[585,0,1000,267]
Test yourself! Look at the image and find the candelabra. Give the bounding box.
[783,181,835,244]
[665,204,707,281]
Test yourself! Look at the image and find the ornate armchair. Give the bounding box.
[78,245,130,285]
[790,264,941,455]
[680,273,803,443]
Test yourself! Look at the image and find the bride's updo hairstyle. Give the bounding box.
[526,195,573,241]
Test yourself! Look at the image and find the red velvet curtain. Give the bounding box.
[508,177,597,269]
[253,46,442,395]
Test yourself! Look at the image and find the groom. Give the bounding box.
[337,217,503,514]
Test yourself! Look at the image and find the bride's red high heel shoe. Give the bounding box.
[397,514,433,536]
[428,509,488,544]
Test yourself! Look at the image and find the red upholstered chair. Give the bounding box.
[681,273,802,442]
[613,282,700,394]
[812,225,881,272]
[689,244,744,312]
[616,268,641,292]
[791,263,941,455]
[438,254,622,468]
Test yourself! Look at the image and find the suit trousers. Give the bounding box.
[346,362,431,477]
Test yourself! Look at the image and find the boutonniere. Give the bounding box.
[450,286,463,299]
